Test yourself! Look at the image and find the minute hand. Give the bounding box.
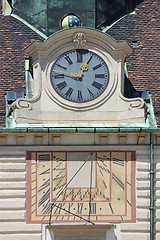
[53,69,83,78]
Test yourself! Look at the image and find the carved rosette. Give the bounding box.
[73,32,86,49]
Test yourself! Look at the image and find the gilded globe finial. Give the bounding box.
[60,13,82,29]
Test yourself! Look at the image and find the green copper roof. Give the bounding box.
[9,0,143,36]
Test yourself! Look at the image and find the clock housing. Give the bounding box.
[12,27,146,127]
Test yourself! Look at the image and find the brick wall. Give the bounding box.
[107,0,160,126]
[0,4,43,127]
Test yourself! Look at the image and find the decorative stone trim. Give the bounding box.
[16,135,25,145]
[138,134,146,144]
[118,134,127,144]
[100,135,108,144]
[34,135,43,145]
[73,32,86,49]
[156,135,160,144]
[52,135,61,145]
[0,136,7,145]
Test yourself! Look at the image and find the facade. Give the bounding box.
[0,1,160,240]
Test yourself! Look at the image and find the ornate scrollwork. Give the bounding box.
[73,32,86,49]
[119,93,146,110]
[12,99,32,111]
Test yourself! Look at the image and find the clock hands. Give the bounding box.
[53,69,82,78]
[53,61,89,78]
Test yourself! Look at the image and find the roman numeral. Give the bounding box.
[89,203,97,214]
[77,90,83,101]
[87,88,94,97]
[68,203,74,213]
[38,154,50,161]
[112,173,124,189]
[53,74,64,78]
[54,74,64,78]
[92,81,103,90]
[113,157,124,166]
[95,74,105,78]
[65,56,73,65]
[93,64,102,70]
[76,203,83,214]
[53,203,65,214]
[65,88,73,97]
[57,81,67,90]
[57,64,67,70]
[76,50,83,62]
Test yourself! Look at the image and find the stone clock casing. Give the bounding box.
[26,151,136,224]
[12,27,146,126]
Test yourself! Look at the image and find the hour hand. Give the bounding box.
[53,69,79,77]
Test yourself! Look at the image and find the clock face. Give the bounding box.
[50,49,109,103]
[26,151,136,224]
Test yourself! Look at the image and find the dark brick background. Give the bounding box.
[108,0,160,126]
[0,0,159,127]
[0,3,43,127]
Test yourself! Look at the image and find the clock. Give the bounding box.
[50,49,109,103]
[26,151,136,224]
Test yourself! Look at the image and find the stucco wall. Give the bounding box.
[0,132,159,239]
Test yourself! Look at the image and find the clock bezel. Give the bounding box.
[44,45,117,111]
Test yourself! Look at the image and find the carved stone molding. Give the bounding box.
[73,32,86,49]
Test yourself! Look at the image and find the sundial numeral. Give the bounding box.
[54,203,65,214]
[68,203,74,213]
[76,203,83,214]
[38,154,50,161]
[89,203,96,214]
